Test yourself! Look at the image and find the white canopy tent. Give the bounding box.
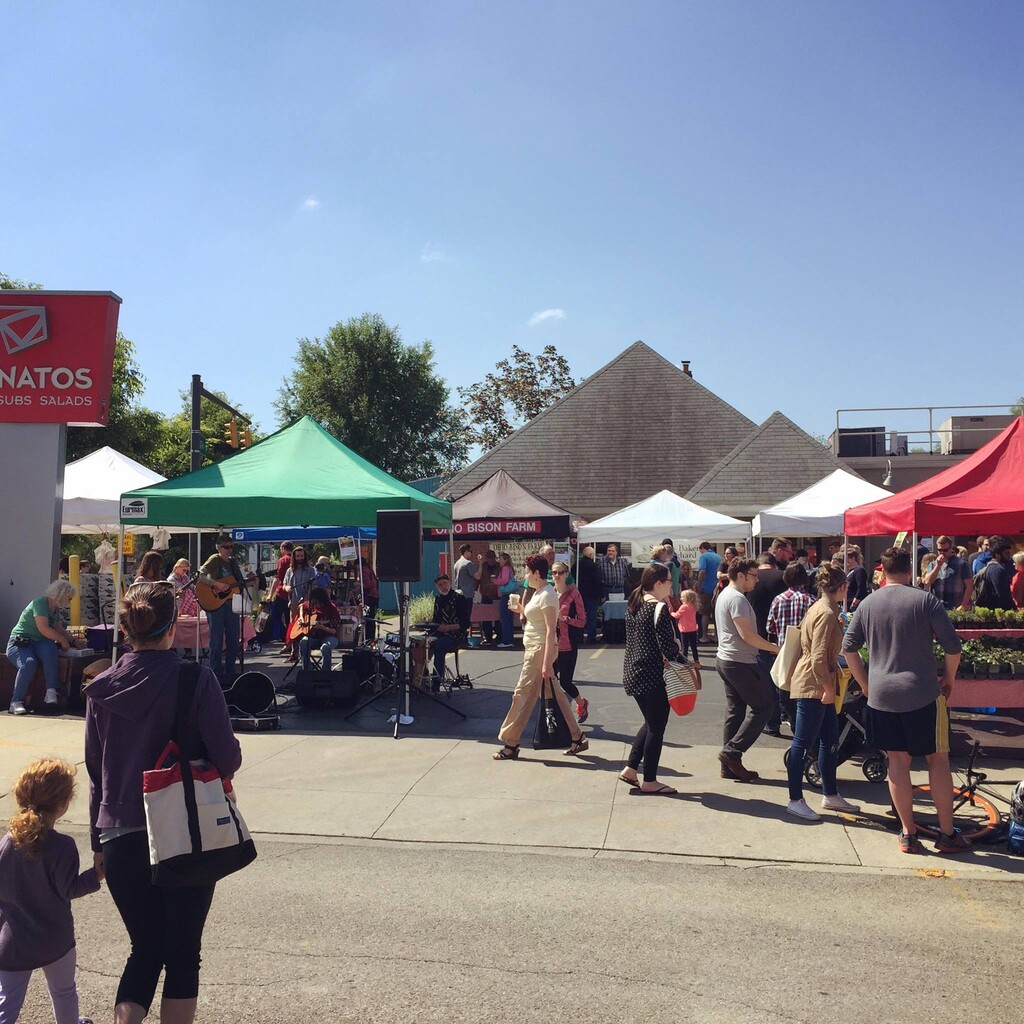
[752,469,892,538]
[62,447,167,535]
[577,490,750,545]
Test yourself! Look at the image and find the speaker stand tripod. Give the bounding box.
[345,584,466,738]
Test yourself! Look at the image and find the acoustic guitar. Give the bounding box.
[285,604,342,645]
[196,574,257,613]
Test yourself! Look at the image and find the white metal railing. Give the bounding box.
[833,403,1018,455]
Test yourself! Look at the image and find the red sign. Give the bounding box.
[0,291,121,426]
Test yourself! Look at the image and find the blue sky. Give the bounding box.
[5,1,1022,449]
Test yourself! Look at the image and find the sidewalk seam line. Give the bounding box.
[369,736,462,839]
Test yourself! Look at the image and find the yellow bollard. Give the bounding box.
[69,555,81,627]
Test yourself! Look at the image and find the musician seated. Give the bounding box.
[431,574,470,680]
[295,586,343,672]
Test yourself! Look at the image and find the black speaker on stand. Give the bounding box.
[375,510,423,582]
[346,509,465,735]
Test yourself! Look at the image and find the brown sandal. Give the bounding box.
[564,737,589,756]
[493,745,520,760]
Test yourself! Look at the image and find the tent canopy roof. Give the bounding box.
[577,489,749,543]
[121,418,452,529]
[451,470,583,522]
[753,469,892,538]
[63,446,167,535]
[844,416,1024,536]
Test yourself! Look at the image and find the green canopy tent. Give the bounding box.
[119,417,452,529]
[116,418,452,664]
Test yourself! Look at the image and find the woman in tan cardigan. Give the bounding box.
[785,564,862,821]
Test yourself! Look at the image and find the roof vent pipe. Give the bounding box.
[680,360,692,377]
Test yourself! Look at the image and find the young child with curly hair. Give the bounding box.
[0,758,100,1024]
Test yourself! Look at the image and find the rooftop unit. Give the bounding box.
[938,415,1014,455]
[831,426,886,457]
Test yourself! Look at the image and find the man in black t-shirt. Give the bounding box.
[749,554,787,735]
[431,574,471,680]
[976,537,1016,611]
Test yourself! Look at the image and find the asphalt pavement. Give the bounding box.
[3,638,1023,1021]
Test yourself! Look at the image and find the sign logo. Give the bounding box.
[0,306,48,356]
[121,498,148,518]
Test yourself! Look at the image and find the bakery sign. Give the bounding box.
[0,291,122,426]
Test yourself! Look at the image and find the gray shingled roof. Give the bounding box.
[686,410,863,518]
[440,342,755,519]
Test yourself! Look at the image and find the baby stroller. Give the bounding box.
[248,598,273,655]
[783,682,888,786]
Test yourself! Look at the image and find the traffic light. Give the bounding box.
[224,420,239,448]
[241,427,253,448]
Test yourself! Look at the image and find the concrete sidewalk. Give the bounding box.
[2,712,1022,881]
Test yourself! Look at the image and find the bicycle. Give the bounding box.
[894,740,1003,843]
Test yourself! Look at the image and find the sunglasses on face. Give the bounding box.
[552,570,567,576]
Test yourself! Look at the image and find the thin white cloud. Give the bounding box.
[528,308,566,327]
[420,242,449,263]
[301,196,320,211]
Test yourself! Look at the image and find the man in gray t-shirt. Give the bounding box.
[842,546,968,855]
[452,544,477,602]
[714,558,780,782]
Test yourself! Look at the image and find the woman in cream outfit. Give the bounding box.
[493,553,587,760]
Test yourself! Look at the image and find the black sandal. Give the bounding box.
[564,737,589,756]
[493,744,520,760]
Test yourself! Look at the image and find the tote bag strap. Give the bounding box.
[173,661,203,760]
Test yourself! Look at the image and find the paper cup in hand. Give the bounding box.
[508,593,521,612]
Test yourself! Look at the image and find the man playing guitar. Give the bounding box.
[198,534,247,683]
[290,586,343,672]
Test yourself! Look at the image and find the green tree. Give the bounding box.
[66,333,166,463]
[458,344,576,449]
[1012,397,1023,415]
[274,313,468,479]
[0,271,42,290]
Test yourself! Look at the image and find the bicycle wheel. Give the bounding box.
[902,784,1001,841]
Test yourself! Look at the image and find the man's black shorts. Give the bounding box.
[865,697,949,757]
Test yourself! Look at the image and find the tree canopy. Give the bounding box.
[274,313,468,480]
[458,344,576,450]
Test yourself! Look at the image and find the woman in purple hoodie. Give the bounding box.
[85,582,241,1024]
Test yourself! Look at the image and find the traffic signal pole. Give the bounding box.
[189,374,252,566]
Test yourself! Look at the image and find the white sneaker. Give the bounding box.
[822,793,861,814]
[9,702,27,716]
[45,688,58,705]
[786,798,821,821]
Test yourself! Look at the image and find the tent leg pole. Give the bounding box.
[842,532,848,612]
[195,531,201,662]
[912,531,918,583]
[112,526,124,666]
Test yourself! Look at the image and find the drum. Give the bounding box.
[410,635,430,689]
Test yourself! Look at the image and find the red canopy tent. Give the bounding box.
[844,416,1024,536]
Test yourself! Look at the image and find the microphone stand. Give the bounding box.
[345,583,466,736]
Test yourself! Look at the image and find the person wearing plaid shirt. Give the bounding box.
[765,563,814,733]
[598,544,631,597]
